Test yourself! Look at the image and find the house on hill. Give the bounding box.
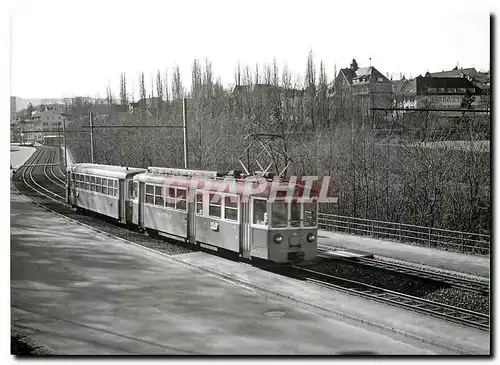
[330,60,393,118]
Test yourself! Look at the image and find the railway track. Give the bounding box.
[13,147,67,204]
[284,265,490,332]
[317,246,489,296]
[12,146,491,333]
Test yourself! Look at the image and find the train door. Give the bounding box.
[131,180,140,225]
[240,200,251,259]
[138,182,145,228]
[249,197,270,260]
[187,187,196,244]
[66,171,71,204]
[118,179,125,223]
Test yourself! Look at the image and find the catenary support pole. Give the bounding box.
[183,98,189,169]
[89,111,94,164]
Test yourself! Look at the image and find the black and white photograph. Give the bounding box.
[4,0,494,359]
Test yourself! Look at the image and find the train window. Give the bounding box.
[176,189,187,211]
[84,175,89,190]
[102,185,108,195]
[90,176,96,192]
[108,179,114,187]
[196,194,203,215]
[96,177,101,185]
[96,183,102,193]
[209,193,221,218]
[166,187,176,209]
[272,201,288,228]
[145,184,154,205]
[303,200,317,227]
[253,199,268,226]
[224,196,238,221]
[290,200,301,227]
[114,180,118,188]
[154,186,164,207]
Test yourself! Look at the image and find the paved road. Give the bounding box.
[11,191,443,355]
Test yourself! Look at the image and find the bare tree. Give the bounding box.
[156,70,163,101]
[120,73,128,105]
[192,59,202,98]
[172,65,183,100]
[235,61,242,86]
[305,50,316,127]
[139,72,146,102]
[255,63,260,84]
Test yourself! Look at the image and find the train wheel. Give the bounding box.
[146,228,159,238]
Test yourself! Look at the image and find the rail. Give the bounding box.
[318,213,490,255]
[289,266,489,332]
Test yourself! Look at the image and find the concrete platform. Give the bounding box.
[318,231,490,279]
[10,190,490,355]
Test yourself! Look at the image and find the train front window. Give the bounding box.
[271,200,288,228]
[290,200,301,227]
[304,200,317,227]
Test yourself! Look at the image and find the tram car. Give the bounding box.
[66,164,319,263]
[66,164,146,223]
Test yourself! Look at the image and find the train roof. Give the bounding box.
[134,172,321,198]
[68,163,146,179]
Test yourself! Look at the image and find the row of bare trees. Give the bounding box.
[62,54,490,235]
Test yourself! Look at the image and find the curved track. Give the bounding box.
[12,146,491,333]
[13,147,67,204]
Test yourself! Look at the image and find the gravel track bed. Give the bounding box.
[375,255,490,282]
[309,258,489,315]
[12,149,490,317]
[424,288,489,314]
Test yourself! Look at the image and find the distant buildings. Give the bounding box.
[329,60,393,117]
[393,67,489,115]
[12,104,68,143]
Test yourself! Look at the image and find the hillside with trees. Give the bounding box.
[62,53,490,235]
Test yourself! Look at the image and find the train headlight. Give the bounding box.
[307,233,316,242]
[274,234,283,243]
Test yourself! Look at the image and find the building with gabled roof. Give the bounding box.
[425,67,490,93]
[392,74,485,116]
[329,61,393,119]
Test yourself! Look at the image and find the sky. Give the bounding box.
[9,0,494,100]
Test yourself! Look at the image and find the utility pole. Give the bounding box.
[63,117,68,168]
[89,111,94,164]
[58,122,62,164]
[183,98,188,169]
